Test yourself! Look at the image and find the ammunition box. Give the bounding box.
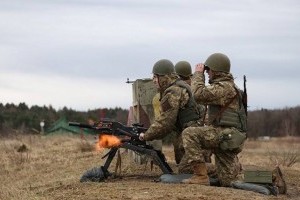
[244,170,273,184]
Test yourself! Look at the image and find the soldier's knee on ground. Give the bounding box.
[217,168,239,187]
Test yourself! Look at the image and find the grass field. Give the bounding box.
[0,134,299,200]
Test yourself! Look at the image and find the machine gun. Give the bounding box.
[69,120,173,182]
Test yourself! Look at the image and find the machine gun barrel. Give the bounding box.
[69,122,94,129]
[69,121,112,133]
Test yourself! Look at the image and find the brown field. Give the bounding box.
[0,134,299,200]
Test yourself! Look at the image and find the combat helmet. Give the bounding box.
[175,61,192,77]
[204,53,231,73]
[152,59,175,75]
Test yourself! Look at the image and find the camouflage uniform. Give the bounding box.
[152,92,194,166]
[152,92,183,164]
[144,73,201,173]
[182,71,246,186]
[174,61,211,165]
[144,74,200,141]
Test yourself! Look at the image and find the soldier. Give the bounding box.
[175,61,205,117]
[181,53,247,186]
[174,61,211,165]
[175,61,193,85]
[139,59,202,172]
[175,61,207,122]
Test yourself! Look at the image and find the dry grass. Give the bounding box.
[0,134,299,200]
[268,146,300,167]
[76,135,97,152]
[239,137,300,168]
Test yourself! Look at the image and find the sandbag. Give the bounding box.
[232,181,278,196]
[158,174,192,183]
[80,166,109,182]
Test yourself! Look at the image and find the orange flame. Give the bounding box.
[97,134,121,149]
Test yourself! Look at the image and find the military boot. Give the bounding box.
[181,163,210,185]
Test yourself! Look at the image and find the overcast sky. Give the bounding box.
[0,0,299,111]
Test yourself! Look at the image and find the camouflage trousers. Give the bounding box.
[182,126,242,187]
[172,132,185,165]
[172,133,193,174]
[173,132,213,174]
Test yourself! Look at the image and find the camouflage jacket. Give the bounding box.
[144,81,191,141]
[191,72,241,125]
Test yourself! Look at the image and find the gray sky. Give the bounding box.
[0,0,299,111]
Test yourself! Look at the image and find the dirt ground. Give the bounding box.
[0,134,299,200]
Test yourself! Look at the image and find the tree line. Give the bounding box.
[1,102,299,138]
[0,102,128,136]
[247,106,300,138]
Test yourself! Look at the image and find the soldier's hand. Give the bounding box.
[195,63,205,73]
[139,133,145,141]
